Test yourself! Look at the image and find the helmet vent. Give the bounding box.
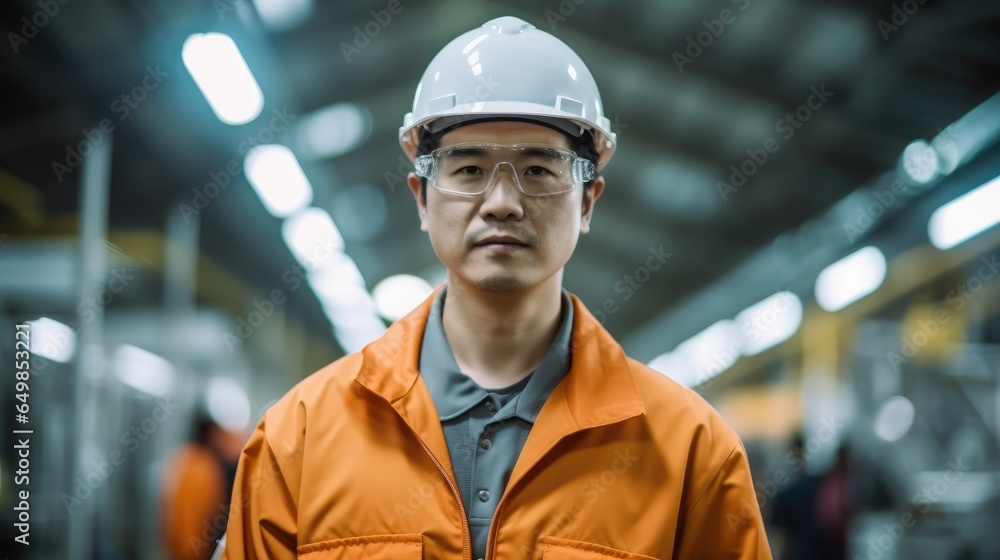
[428,94,457,112]
[556,96,585,118]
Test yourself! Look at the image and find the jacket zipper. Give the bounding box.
[414,435,472,560]
[358,383,472,559]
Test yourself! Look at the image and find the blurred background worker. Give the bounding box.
[160,414,241,560]
[813,445,851,559]
[770,437,852,560]
[1,0,999,559]
[769,436,823,560]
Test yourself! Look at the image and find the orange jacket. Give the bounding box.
[222,289,771,559]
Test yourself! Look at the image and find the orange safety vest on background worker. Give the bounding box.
[221,288,772,559]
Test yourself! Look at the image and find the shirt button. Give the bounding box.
[478,489,491,502]
[480,438,492,450]
[485,401,496,413]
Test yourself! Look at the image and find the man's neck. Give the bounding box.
[441,275,565,390]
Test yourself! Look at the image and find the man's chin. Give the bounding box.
[475,275,530,293]
[457,270,533,293]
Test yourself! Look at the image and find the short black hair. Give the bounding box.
[415,122,599,203]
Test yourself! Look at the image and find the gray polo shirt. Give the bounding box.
[419,287,573,560]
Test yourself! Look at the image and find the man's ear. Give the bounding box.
[580,175,605,234]
[407,172,428,232]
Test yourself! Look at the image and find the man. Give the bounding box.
[222,16,771,560]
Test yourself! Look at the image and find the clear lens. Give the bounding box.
[415,143,594,196]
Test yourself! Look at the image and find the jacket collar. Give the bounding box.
[420,286,575,423]
[356,285,646,477]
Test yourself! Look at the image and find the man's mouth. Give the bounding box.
[474,235,529,251]
[475,235,527,246]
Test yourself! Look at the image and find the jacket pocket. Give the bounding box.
[541,536,661,560]
[297,533,423,560]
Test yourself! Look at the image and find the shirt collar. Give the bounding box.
[419,286,574,423]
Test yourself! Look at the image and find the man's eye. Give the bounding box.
[458,166,481,175]
[525,166,549,176]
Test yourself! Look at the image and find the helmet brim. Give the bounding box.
[400,101,616,171]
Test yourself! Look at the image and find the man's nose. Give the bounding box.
[480,163,524,221]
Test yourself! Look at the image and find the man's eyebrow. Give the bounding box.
[519,147,564,161]
[444,147,488,158]
[443,146,565,161]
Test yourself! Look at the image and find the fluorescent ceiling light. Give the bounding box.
[815,246,887,312]
[308,253,366,295]
[648,319,740,388]
[296,104,372,159]
[309,257,380,321]
[736,291,803,355]
[310,263,386,352]
[332,314,387,354]
[252,0,313,31]
[282,207,344,269]
[874,395,915,442]
[114,344,176,397]
[329,301,381,330]
[928,174,1000,250]
[900,139,939,184]
[27,317,75,363]
[372,274,433,321]
[206,377,251,431]
[932,92,1000,175]
[647,352,695,387]
[245,145,313,217]
[317,283,377,317]
[182,33,264,125]
[649,292,803,386]
[933,125,963,176]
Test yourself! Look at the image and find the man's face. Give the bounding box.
[407,121,604,293]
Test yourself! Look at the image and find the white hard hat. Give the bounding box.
[400,16,616,171]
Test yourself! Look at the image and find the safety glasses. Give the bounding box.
[414,143,595,197]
